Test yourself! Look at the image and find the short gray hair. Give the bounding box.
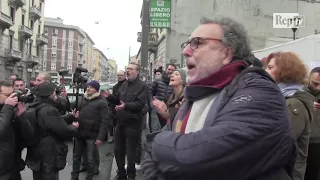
[200,16,252,63]
[39,72,52,82]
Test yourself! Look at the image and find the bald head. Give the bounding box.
[35,72,52,86]
[117,70,126,82]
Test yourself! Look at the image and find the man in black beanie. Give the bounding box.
[25,82,79,180]
[71,80,109,180]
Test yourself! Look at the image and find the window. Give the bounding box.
[30,20,34,29]
[38,24,41,34]
[69,41,73,47]
[52,53,56,58]
[29,42,32,54]
[10,7,15,22]
[68,65,72,70]
[9,35,13,49]
[31,0,34,6]
[43,50,47,56]
[36,46,39,56]
[63,40,66,48]
[52,40,57,47]
[53,29,57,35]
[43,62,46,67]
[19,39,24,52]
[21,14,25,25]
[51,65,56,70]
[68,52,72,57]
[44,27,48,34]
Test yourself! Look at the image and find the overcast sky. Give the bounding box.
[44,0,142,70]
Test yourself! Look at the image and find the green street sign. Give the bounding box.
[150,0,171,28]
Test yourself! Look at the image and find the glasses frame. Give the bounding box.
[181,37,223,51]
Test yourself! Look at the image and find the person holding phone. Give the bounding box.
[304,67,320,180]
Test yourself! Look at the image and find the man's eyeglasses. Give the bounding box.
[181,37,222,51]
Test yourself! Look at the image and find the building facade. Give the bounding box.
[44,17,95,84]
[92,47,108,81]
[139,0,320,78]
[107,59,117,83]
[0,0,47,81]
[83,32,94,76]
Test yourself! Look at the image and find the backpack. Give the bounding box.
[24,105,50,148]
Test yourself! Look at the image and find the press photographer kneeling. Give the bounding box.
[0,80,33,180]
[25,82,79,180]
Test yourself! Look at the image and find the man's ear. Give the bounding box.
[222,47,234,65]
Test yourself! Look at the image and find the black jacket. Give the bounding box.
[0,104,33,179]
[115,77,148,127]
[25,98,77,172]
[150,73,173,102]
[77,93,109,140]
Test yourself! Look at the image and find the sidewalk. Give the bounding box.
[110,158,145,180]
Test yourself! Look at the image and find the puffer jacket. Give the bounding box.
[149,72,173,102]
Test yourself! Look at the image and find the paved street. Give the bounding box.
[21,140,115,180]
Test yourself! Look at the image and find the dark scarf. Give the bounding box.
[173,60,248,133]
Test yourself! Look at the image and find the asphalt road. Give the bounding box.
[20,140,115,180]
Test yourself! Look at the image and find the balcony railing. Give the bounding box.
[0,12,13,29]
[8,0,25,8]
[26,55,39,65]
[29,6,41,20]
[19,25,33,38]
[5,48,22,61]
[36,33,48,45]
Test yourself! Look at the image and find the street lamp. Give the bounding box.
[292,28,298,40]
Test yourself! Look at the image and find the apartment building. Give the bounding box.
[83,32,94,75]
[0,0,47,80]
[44,17,94,83]
[139,0,320,78]
[107,59,117,83]
[92,47,108,81]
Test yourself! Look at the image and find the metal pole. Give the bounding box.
[292,28,297,40]
[141,0,150,81]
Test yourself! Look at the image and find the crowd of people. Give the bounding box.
[1,16,320,180]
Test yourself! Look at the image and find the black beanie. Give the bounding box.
[34,82,56,97]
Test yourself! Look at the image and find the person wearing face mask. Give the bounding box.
[304,67,320,180]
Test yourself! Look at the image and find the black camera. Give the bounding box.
[58,69,69,76]
[73,67,88,84]
[13,90,34,103]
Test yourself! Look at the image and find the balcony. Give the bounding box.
[79,40,85,46]
[5,48,22,61]
[36,33,48,45]
[137,32,158,52]
[29,6,41,20]
[8,0,25,9]
[19,25,33,39]
[26,55,39,66]
[0,12,13,30]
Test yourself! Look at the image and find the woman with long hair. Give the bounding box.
[152,68,186,129]
[265,52,314,180]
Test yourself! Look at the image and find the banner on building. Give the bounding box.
[150,0,171,28]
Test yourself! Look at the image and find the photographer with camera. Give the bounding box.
[25,82,79,180]
[0,80,33,180]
